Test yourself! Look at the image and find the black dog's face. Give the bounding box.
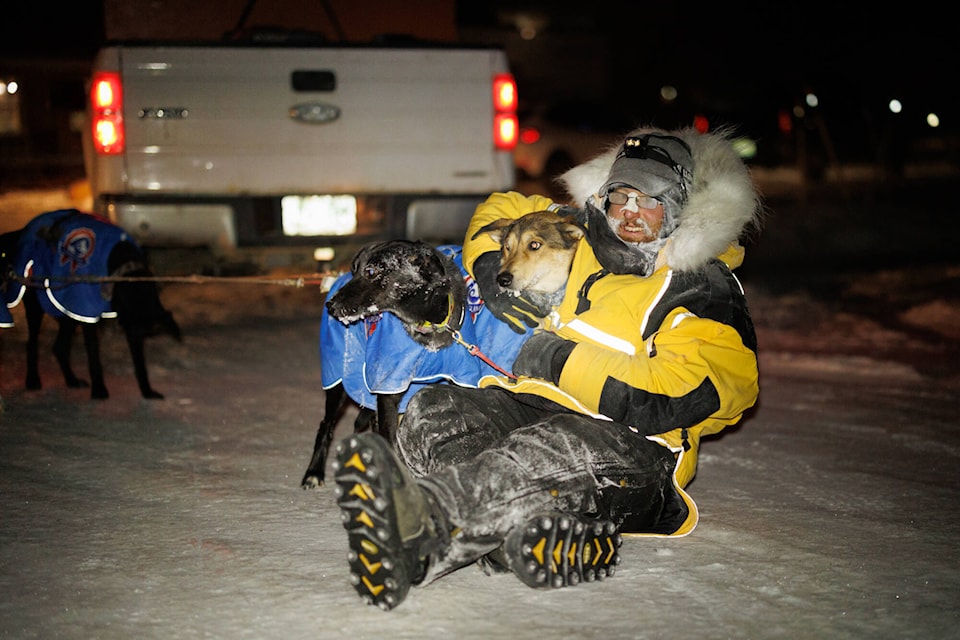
[326,240,444,325]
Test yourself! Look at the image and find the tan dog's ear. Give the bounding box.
[470,217,514,243]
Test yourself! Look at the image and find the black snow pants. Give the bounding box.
[397,385,688,584]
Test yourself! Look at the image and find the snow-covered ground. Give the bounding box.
[1,182,958,638]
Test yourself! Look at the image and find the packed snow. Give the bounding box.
[1,181,958,639]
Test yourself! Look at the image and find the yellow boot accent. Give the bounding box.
[344,452,367,472]
[348,482,375,501]
[604,536,617,563]
[530,537,547,565]
[590,538,603,565]
[359,553,382,575]
[552,540,563,568]
[355,510,374,529]
[362,576,385,596]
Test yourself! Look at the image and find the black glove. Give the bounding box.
[474,252,549,334]
[512,331,576,385]
[555,204,587,226]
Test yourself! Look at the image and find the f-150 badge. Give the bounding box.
[138,107,188,119]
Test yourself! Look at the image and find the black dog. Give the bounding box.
[300,216,578,488]
[301,240,470,487]
[1,209,181,400]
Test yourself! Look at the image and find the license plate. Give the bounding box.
[281,195,357,236]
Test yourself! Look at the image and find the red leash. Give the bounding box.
[449,329,517,381]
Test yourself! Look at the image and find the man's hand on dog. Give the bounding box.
[512,331,576,385]
[474,252,549,334]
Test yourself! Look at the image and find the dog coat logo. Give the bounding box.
[364,313,382,337]
[464,274,483,319]
[58,227,97,272]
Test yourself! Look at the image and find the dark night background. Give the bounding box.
[2,1,955,123]
[1,1,956,184]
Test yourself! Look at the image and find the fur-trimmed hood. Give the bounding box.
[559,126,762,272]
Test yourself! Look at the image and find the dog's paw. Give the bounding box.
[142,389,165,400]
[301,473,324,489]
[91,387,110,400]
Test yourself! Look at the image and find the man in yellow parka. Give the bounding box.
[333,127,762,611]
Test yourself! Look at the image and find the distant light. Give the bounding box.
[0,80,18,95]
[927,113,940,128]
[514,12,547,41]
[888,99,903,114]
[777,109,793,134]
[793,105,805,118]
[731,137,757,159]
[693,114,709,133]
[519,127,540,145]
[805,93,819,108]
[659,85,678,103]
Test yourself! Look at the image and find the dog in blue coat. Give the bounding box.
[301,211,584,488]
[1,209,181,400]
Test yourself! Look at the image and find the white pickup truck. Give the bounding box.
[82,38,518,268]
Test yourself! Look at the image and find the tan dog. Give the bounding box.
[473,210,584,309]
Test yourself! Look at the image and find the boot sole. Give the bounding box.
[506,513,622,589]
[332,434,416,611]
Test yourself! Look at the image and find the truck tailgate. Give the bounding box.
[117,46,514,195]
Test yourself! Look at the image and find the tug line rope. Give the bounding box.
[8,270,347,292]
[5,269,518,375]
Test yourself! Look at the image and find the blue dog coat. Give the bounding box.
[319,245,532,412]
[2,209,133,327]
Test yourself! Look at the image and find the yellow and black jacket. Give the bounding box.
[462,128,762,536]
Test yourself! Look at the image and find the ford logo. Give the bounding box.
[289,102,341,124]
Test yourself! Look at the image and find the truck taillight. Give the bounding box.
[493,73,517,151]
[494,113,518,151]
[90,71,124,155]
[493,74,517,112]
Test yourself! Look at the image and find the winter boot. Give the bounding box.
[333,432,449,611]
[503,512,622,589]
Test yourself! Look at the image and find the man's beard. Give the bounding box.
[583,202,665,277]
[606,215,654,245]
